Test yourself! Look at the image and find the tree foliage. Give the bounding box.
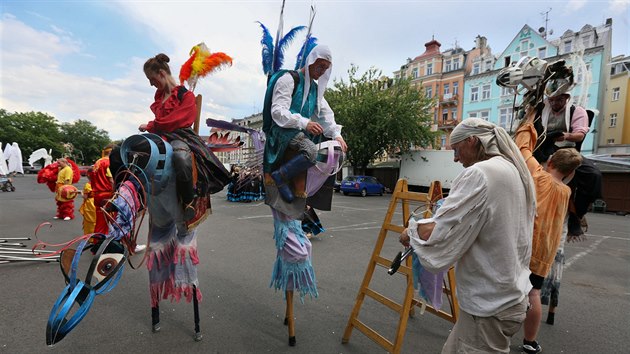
[0,110,111,164]
[0,109,63,158]
[59,119,111,164]
[326,65,436,171]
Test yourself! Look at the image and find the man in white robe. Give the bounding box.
[0,142,9,175]
[400,118,536,353]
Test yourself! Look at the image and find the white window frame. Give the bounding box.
[468,112,478,118]
[451,108,458,121]
[612,87,620,101]
[481,84,491,100]
[445,60,452,72]
[426,63,433,75]
[470,86,479,102]
[412,67,418,79]
[453,58,460,70]
[444,83,450,95]
[564,40,572,53]
[472,62,480,75]
[479,110,490,121]
[442,110,449,123]
[453,82,459,96]
[582,35,591,47]
[501,86,513,96]
[499,107,513,130]
[425,86,432,98]
[538,47,547,59]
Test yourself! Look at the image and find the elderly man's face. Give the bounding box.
[548,94,569,113]
[451,137,478,168]
[308,58,331,80]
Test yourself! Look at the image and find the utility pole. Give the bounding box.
[541,8,552,39]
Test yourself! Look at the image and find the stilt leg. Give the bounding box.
[193,285,202,341]
[152,306,161,333]
[285,290,296,346]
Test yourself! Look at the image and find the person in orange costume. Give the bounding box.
[79,168,96,234]
[54,158,75,220]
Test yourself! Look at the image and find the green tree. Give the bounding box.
[0,109,63,158]
[326,65,436,171]
[59,119,111,164]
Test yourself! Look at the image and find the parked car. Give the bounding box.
[340,176,385,197]
[78,165,91,176]
[22,162,42,174]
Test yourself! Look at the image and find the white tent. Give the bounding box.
[0,142,9,175]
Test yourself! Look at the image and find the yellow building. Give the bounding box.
[599,55,630,154]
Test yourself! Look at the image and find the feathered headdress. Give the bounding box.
[257,22,305,76]
[179,42,233,92]
[294,35,318,70]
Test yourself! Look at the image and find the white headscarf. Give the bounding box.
[301,45,333,113]
[451,118,536,219]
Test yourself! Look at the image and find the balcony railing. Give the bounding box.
[440,94,459,105]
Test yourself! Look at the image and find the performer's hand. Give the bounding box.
[335,136,348,152]
[555,132,568,142]
[306,121,323,135]
[139,123,148,132]
[399,229,410,248]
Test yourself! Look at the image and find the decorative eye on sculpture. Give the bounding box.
[93,253,124,283]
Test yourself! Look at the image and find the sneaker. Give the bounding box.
[63,216,71,221]
[134,244,147,253]
[53,216,59,219]
[523,340,542,354]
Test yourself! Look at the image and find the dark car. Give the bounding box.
[22,162,42,174]
[78,165,91,176]
[340,175,385,197]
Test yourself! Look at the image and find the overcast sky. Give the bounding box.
[1,0,628,140]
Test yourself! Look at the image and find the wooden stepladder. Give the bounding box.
[341,179,459,354]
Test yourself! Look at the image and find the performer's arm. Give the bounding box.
[560,106,588,142]
[270,73,311,130]
[318,98,342,139]
[515,111,542,175]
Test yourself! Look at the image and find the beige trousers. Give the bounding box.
[442,297,528,353]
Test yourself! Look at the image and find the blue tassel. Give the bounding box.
[270,255,318,302]
[256,21,274,75]
[273,25,306,73]
[294,36,318,70]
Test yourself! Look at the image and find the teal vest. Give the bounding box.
[262,70,318,172]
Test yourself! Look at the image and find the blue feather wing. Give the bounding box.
[256,21,274,75]
[294,36,318,70]
[273,25,306,73]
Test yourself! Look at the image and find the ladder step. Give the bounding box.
[364,287,402,312]
[351,318,394,352]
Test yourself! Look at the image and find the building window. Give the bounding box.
[485,60,493,72]
[426,63,433,75]
[609,113,617,127]
[576,64,591,84]
[441,135,447,148]
[412,68,418,79]
[425,86,432,98]
[499,107,513,130]
[470,86,479,102]
[481,84,491,100]
[469,112,478,118]
[564,40,572,53]
[442,110,449,123]
[445,60,452,72]
[504,56,511,67]
[607,138,615,144]
[452,108,458,121]
[501,86,513,96]
[582,35,591,47]
[453,82,459,96]
[538,47,547,58]
[444,83,450,95]
[480,110,490,120]
[612,87,620,101]
[453,58,460,70]
[472,62,480,75]
[520,40,529,52]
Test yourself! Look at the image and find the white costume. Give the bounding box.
[0,142,9,175]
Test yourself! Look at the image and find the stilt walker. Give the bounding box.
[257,2,347,346]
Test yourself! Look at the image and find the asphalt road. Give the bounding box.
[1,174,629,353]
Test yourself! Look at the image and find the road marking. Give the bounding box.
[565,235,609,269]
[326,222,378,231]
[237,215,272,220]
[581,233,629,241]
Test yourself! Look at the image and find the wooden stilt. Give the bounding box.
[193,285,202,341]
[151,306,160,333]
[285,290,296,346]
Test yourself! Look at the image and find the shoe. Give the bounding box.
[271,154,315,203]
[63,216,71,221]
[53,216,60,219]
[134,244,147,253]
[523,340,542,354]
[546,312,555,325]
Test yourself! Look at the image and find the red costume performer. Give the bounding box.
[92,146,114,234]
[55,158,75,220]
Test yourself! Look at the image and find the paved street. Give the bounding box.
[1,174,629,353]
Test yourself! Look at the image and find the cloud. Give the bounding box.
[608,0,630,12]
[565,0,589,12]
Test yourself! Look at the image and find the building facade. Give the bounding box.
[599,55,630,154]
